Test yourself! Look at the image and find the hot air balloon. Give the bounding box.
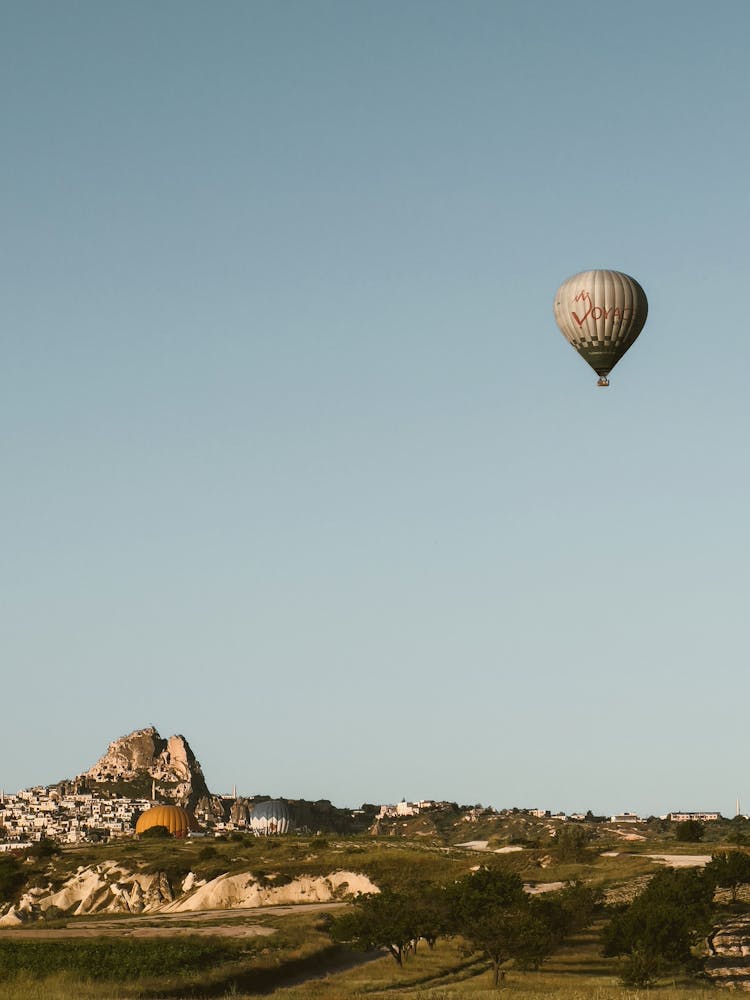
[134,804,201,838]
[553,270,648,386]
[248,799,293,836]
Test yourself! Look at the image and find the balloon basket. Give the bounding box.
[596,377,610,387]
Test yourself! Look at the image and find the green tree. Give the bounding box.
[399,881,452,952]
[0,855,25,903]
[449,869,554,987]
[553,824,592,862]
[329,889,419,966]
[675,819,705,842]
[531,881,600,944]
[729,815,748,848]
[603,868,714,975]
[705,851,750,903]
[27,837,59,859]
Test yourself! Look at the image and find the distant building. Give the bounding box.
[669,811,720,823]
[611,812,641,823]
[378,800,423,819]
[395,800,418,816]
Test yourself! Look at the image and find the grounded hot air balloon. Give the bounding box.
[134,804,201,838]
[553,270,648,386]
[249,799,293,836]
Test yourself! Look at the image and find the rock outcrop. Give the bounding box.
[0,862,175,924]
[0,863,377,926]
[163,870,378,912]
[706,914,750,990]
[82,727,210,808]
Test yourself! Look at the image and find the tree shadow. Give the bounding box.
[140,944,384,998]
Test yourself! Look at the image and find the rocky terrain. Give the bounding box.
[0,862,378,926]
[78,726,211,809]
[707,914,750,990]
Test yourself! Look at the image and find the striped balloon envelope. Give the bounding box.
[553,270,648,386]
[249,798,293,836]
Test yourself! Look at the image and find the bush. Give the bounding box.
[619,945,662,987]
[140,825,171,839]
[0,856,25,903]
[603,867,714,973]
[675,820,705,842]
[27,838,59,860]
[705,851,750,902]
[553,824,592,861]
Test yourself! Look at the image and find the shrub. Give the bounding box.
[675,820,705,843]
[619,945,662,987]
[0,856,25,903]
[141,825,170,839]
[27,838,59,860]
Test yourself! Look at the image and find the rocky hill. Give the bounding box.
[72,726,211,809]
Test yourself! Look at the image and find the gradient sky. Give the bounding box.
[3,0,749,818]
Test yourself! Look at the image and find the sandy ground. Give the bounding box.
[455,840,524,854]
[602,852,711,868]
[642,854,711,868]
[524,881,566,894]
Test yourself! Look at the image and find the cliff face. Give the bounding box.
[83,727,210,808]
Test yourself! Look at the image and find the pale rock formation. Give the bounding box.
[0,864,377,926]
[82,727,210,808]
[706,914,750,990]
[230,797,252,826]
[196,793,229,822]
[0,863,175,925]
[162,870,378,912]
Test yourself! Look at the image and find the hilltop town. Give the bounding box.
[0,726,730,850]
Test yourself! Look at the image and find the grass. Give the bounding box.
[0,920,722,999]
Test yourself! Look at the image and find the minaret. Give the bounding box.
[233,783,237,799]
[152,779,156,801]
[737,796,742,818]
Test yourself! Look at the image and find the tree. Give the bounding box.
[531,881,600,944]
[729,815,748,848]
[399,881,453,952]
[329,889,419,966]
[675,819,704,843]
[0,854,25,903]
[603,868,714,975]
[28,837,59,859]
[449,869,554,987]
[553,824,592,862]
[705,851,750,903]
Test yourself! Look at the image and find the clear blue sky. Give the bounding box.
[3,0,749,818]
